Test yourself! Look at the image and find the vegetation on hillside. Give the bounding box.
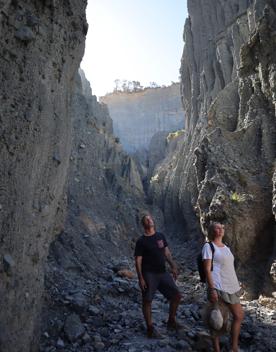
[109,79,179,95]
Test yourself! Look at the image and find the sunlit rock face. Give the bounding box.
[100,83,185,153]
[150,0,276,296]
[0,1,87,351]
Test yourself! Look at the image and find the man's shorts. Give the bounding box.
[142,271,180,302]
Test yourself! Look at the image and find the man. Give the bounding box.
[134,214,182,338]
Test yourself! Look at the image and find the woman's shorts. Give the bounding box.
[216,289,241,305]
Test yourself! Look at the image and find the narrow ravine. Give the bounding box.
[1,1,275,351]
[40,232,276,352]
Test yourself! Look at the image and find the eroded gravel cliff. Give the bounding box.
[149,0,276,296]
[50,71,146,273]
[39,72,162,351]
[0,1,87,351]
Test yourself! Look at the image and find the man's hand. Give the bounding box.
[172,265,178,280]
[135,256,146,291]
[164,247,178,280]
[139,276,147,291]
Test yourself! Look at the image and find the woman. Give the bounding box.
[202,222,244,352]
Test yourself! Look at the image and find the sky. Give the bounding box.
[81,0,188,97]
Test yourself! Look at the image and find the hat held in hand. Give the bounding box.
[202,300,231,336]
[210,306,224,330]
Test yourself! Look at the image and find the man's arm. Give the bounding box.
[135,256,147,291]
[164,247,178,280]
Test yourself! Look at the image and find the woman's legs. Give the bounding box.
[213,335,220,352]
[228,303,244,352]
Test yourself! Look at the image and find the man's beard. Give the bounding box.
[145,224,154,231]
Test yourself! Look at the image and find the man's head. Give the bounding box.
[207,221,225,241]
[141,214,155,230]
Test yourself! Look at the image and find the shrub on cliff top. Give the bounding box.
[166,129,185,143]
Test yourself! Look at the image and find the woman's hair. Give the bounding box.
[207,221,221,241]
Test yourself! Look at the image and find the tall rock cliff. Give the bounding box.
[150,0,276,296]
[100,83,185,153]
[40,72,153,350]
[0,1,87,351]
[65,71,145,259]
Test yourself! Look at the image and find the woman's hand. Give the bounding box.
[239,281,246,289]
[208,288,218,303]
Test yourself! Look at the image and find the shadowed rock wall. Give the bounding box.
[150,0,276,296]
[66,72,145,258]
[0,1,87,351]
[39,72,158,351]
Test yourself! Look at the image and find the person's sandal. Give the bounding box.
[167,320,185,331]
[147,326,165,339]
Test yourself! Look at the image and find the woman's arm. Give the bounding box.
[203,259,218,303]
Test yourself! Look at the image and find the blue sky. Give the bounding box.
[81,0,188,97]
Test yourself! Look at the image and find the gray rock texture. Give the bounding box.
[100,83,185,152]
[273,167,276,220]
[150,0,276,296]
[147,131,169,180]
[40,72,162,350]
[0,1,87,351]
[46,71,146,283]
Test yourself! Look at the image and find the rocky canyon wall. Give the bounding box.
[62,70,146,264]
[100,83,185,153]
[39,71,155,350]
[0,1,87,351]
[150,0,276,296]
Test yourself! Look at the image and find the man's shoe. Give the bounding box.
[167,320,185,331]
[147,326,165,339]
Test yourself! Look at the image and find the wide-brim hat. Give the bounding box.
[201,300,232,336]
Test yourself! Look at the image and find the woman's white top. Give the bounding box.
[202,242,240,294]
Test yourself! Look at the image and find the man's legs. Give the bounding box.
[168,292,181,324]
[142,298,153,330]
[142,272,162,337]
[158,272,182,328]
